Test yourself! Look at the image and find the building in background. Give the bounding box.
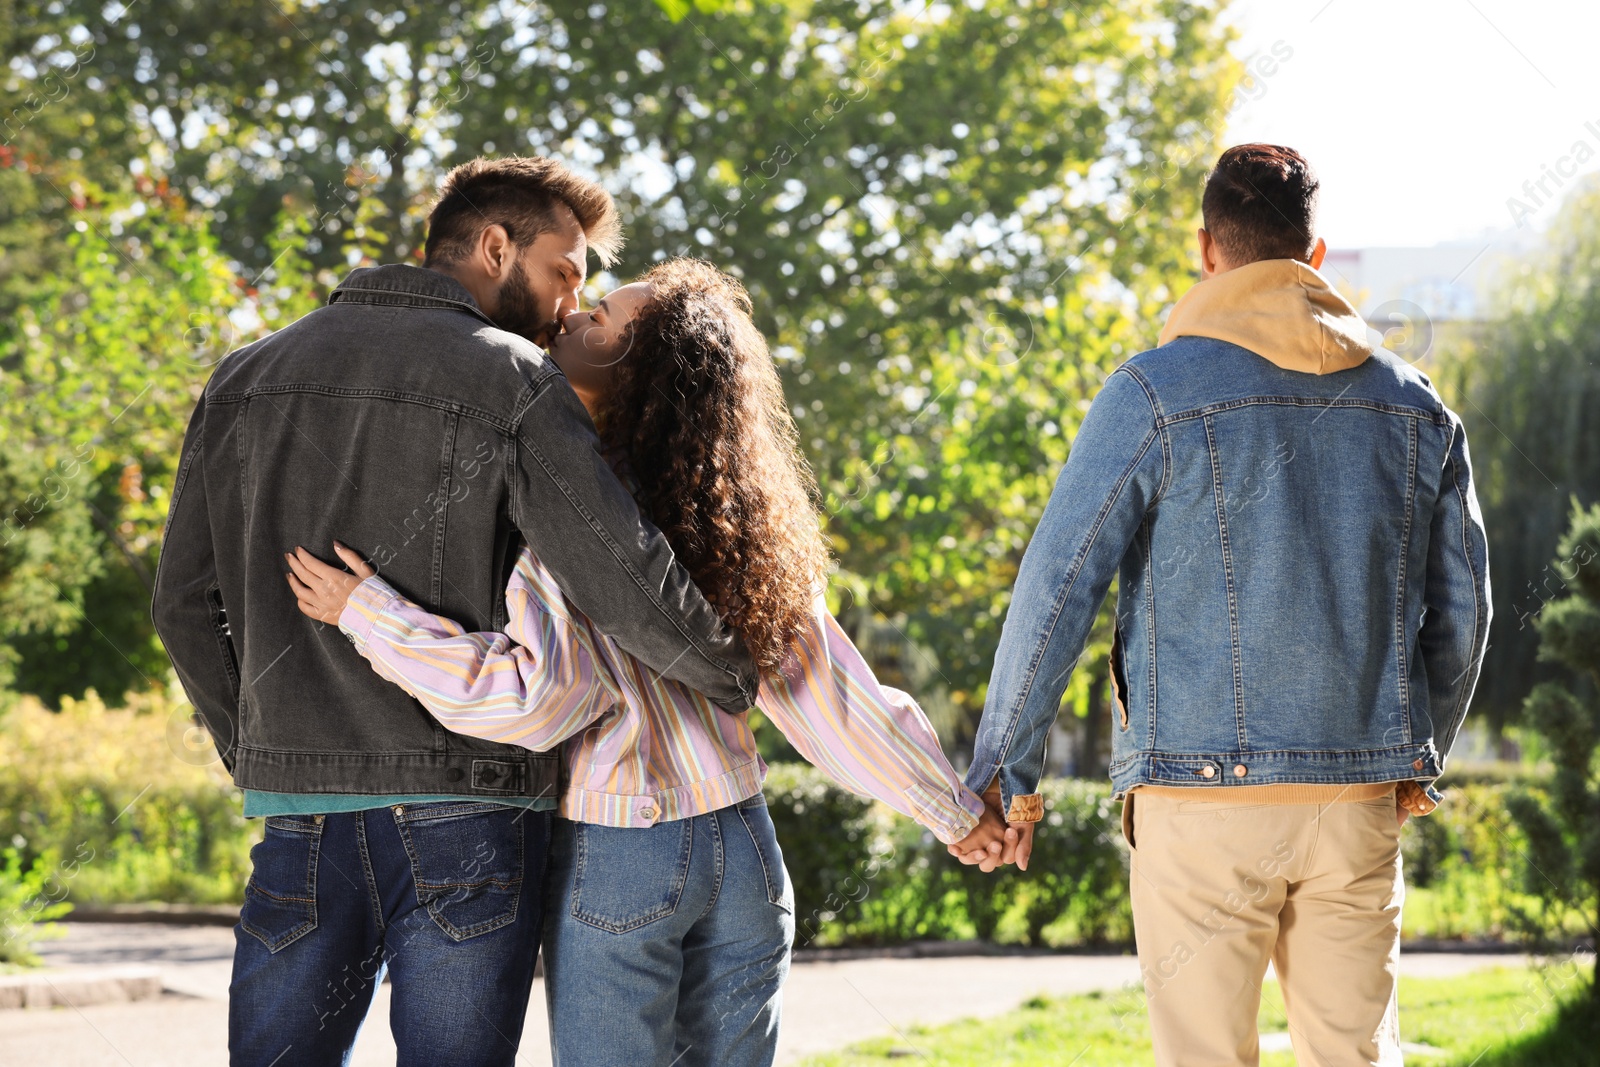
[1320,229,1547,365]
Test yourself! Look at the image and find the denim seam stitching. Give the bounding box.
[736,805,784,909]
[1393,419,1418,742]
[235,397,250,536]
[1120,366,1172,506]
[990,426,1159,784]
[354,811,386,935]
[1204,417,1247,751]
[327,286,496,327]
[241,820,321,952]
[431,419,455,607]
[570,821,692,933]
[396,801,527,821]
[1442,433,1486,752]
[204,384,520,432]
[1142,521,1157,747]
[150,419,204,593]
[701,811,727,921]
[1110,743,1433,769]
[1160,396,1445,424]
[393,807,523,940]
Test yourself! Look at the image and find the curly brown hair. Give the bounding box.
[595,259,831,673]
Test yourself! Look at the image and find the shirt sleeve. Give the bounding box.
[756,598,986,845]
[509,377,758,713]
[339,549,616,752]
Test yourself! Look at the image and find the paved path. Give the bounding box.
[0,924,1537,1066]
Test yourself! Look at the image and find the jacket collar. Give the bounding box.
[1158,259,1372,375]
[328,264,497,328]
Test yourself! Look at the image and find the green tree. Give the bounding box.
[1445,179,1600,732]
[0,188,322,706]
[2,1,1239,734]
[1505,500,1600,998]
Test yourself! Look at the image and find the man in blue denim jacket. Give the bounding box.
[964,144,1490,1065]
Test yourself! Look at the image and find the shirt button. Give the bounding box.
[639,807,657,821]
[1199,765,1216,779]
[1233,764,1248,778]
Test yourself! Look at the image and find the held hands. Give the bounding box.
[946,782,1037,874]
[948,805,1009,872]
[285,542,375,625]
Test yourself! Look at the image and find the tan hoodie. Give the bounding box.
[1157,258,1373,374]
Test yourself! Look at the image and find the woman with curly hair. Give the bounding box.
[284,258,1005,1066]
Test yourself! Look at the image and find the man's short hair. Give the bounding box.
[1201,144,1319,265]
[423,156,624,268]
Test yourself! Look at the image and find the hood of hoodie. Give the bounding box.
[1157,258,1373,374]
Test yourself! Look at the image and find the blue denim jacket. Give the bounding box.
[966,261,1491,816]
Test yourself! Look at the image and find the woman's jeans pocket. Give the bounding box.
[736,796,794,914]
[241,814,323,953]
[570,819,693,933]
[392,802,525,942]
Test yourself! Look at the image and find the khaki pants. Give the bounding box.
[1123,789,1404,1067]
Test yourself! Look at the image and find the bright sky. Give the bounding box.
[1224,0,1592,249]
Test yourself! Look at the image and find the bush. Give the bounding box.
[1399,782,1562,941]
[1502,500,1600,991]
[762,767,1132,948]
[0,689,258,905]
[0,846,73,967]
[761,762,884,947]
[0,692,1563,953]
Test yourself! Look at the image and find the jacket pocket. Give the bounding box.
[240,815,322,953]
[392,802,525,942]
[1110,626,1129,731]
[570,819,693,933]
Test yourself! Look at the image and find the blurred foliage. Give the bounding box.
[1437,181,1600,732]
[697,767,1134,949]
[0,0,1238,735]
[1502,500,1600,997]
[0,846,73,967]
[843,776,1131,947]
[0,192,323,705]
[0,690,259,905]
[0,703,1564,952]
[1399,781,1579,943]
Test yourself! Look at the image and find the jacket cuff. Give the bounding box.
[1398,779,1440,817]
[339,576,402,652]
[1006,793,1045,823]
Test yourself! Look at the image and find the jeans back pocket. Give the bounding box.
[736,798,793,914]
[241,814,322,953]
[392,802,526,942]
[570,819,693,933]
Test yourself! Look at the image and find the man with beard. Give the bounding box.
[152,156,759,1066]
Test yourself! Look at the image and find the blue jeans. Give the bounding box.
[229,801,549,1066]
[543,795,796,1066]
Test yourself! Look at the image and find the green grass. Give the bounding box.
[799,966,1598,1066]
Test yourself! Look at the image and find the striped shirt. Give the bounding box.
[339,545,985,844]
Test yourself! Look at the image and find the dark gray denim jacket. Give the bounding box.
[152,264,758,800]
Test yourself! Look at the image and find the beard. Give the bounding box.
[493,257,560,348]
